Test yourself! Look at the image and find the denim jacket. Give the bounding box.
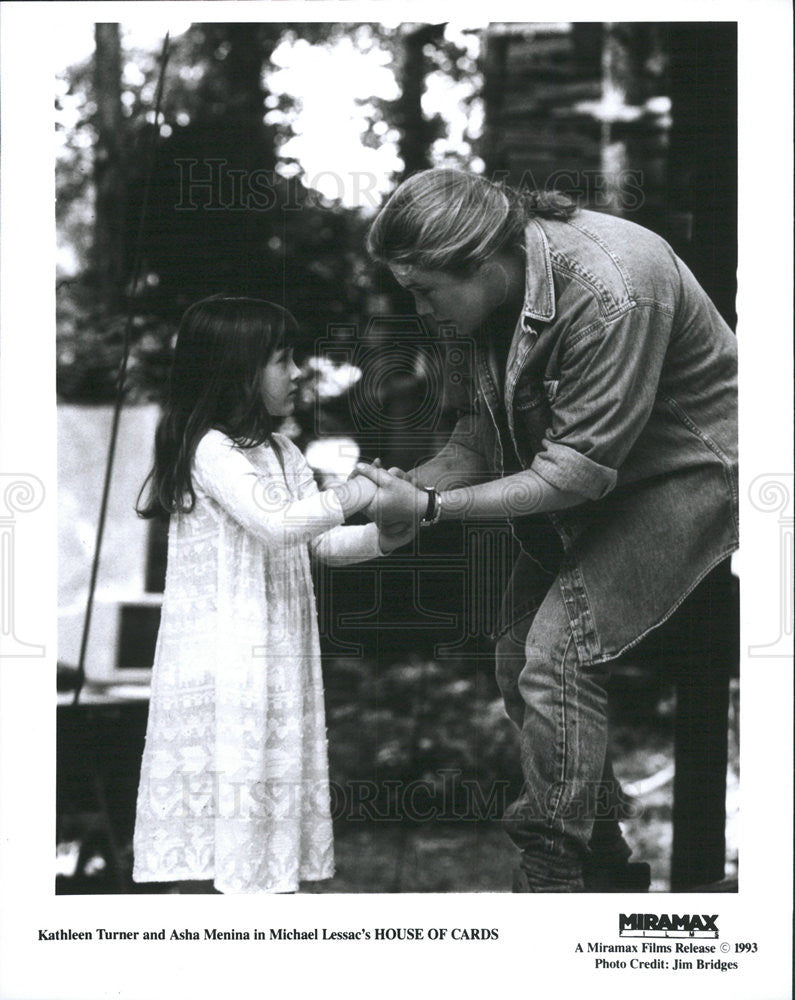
[459,209,738,666]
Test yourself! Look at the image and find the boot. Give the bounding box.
[583,859,651,893]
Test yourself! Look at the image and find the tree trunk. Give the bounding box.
[394,23,445,180]
[93,23,126,311]
[667,23,738,329]
[196,23,277,173]
[480,33,509,178]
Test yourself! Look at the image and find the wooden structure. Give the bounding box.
[479,22,737,329]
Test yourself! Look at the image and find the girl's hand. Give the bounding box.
[366,457,411,481]
[330,473,377,518]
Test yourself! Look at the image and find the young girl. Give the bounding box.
[133,296,408,894]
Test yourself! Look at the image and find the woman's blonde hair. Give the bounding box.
[367,169,576,274]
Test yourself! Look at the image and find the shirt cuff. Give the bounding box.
[531,439,617,500]
[310,520,384,564]
[305,487,346,532]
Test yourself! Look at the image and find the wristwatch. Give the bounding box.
[420,486,443,527]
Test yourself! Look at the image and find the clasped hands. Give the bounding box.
[349,460,426,551]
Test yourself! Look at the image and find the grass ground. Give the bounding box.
[56,679,739,895]
[306,824,516,893]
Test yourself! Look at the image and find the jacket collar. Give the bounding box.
[520,218,556,325]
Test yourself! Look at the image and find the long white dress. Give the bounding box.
[132,430,381,893]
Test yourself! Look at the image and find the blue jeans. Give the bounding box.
[495,579,632,891]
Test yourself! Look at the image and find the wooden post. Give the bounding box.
[670,562,737,889]
[666,23,738,330]
[671,661,731,889]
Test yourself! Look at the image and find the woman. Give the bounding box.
[359,168,738,892]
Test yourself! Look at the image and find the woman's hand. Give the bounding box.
[377,520,417,554]
[356,463,426,529]
[357,463,420,552]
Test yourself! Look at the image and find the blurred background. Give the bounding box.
[56,20,739,894]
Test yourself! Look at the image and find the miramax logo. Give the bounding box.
[619,914,719,938]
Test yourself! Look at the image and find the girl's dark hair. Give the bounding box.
[137,296,298,518]
[367,168,577,275]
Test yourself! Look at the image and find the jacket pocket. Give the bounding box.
[513,378,555,460]
[515,381,546,411]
